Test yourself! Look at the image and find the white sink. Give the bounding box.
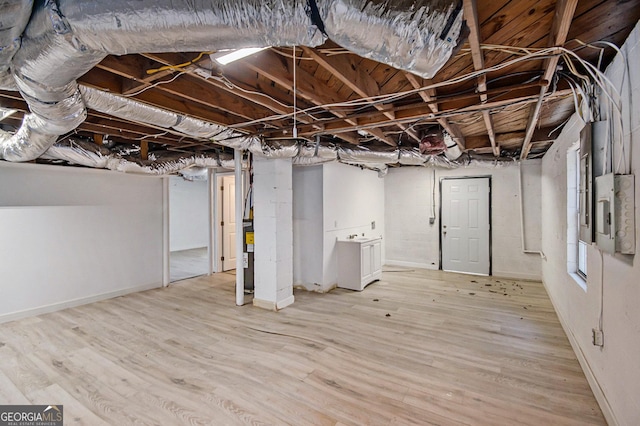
[340,236,380,243]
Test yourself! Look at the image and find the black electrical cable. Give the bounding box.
[306,0,327,37]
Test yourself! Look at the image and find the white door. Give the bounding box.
[441,177,490,275]
[221,175,236,271]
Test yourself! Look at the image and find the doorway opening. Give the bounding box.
[169,175,210,282]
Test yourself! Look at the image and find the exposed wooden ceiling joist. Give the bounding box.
[242,49,395,146]
[520,0,579,159]
[404,73,466,150]
[276,89,573,138]
[462,0,499,157]
[302,46,421,143]
[0,0,637,165]
[140,53,311,125]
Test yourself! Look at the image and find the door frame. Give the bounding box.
[439,176,492,275]
[215,171,235,272]
[163,172,216,284]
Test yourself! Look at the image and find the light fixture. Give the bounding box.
[213,47,269,65]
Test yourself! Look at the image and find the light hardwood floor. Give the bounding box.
[0,269,605,425]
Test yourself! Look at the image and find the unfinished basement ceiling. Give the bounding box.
[0,0,639,169]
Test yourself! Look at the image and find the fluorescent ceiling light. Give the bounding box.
[214,47,269,65]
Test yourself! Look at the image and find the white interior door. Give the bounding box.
[441,177,490,275]
[222,175,236,271]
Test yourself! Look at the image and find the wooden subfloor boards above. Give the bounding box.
[0,269,604,425]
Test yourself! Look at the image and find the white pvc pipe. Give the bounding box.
[518,162,546,259]
[234,149,245,306]
[207,168,215,275]
[162,177,171,286]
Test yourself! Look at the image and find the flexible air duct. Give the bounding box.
[399,148,428,165]
[80,86,241,142]
[0,0,324,162]
[40,140,231,174]
[248,138,300,158]
[1,0,463,164]
[294,143,338,165]
[318,0,464,79]
[338,145,399,163]
[0,0,33,82]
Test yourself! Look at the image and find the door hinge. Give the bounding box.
[220,186,224,191]
[221,221,224,226]
[221,256,225,261]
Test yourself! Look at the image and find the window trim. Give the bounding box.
[567,142,588,290]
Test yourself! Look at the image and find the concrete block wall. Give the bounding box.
[384,161,543,280]
[253,157,294,309]
[541,20,640,425]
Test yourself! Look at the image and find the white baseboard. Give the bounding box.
[276,295,295,310]
[384,260,438,270]
[0,282,162,324]
[253,298,276,311]
[542,280,619,426]
[253,295,296,311]
[293,281,337,293]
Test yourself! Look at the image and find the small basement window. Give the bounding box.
[567,142,588,288]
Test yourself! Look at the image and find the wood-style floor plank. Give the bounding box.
[0,268,605,425]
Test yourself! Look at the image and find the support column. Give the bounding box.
[253,156,294,310]
[234,149,245,306]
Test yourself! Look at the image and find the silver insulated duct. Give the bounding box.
[0,0,324,162]
[0,0,463,164]
[318,0,463,79]
[0,0,33,83]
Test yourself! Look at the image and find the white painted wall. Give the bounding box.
[292,165,324,289]
[384,161,543,280]
[169,176,209,251]
[541,21,640,425]
[322,162,385,288]
[292,162,385,291]
[385,167,440,270]
[0,162,163,322]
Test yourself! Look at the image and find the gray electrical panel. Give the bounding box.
[592,120,610,178]
[579,124,593,243]
[595,174,615,254]
[595,173,636,255]
[615,175,635,254]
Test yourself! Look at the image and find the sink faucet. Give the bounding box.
[348,234,358,239]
